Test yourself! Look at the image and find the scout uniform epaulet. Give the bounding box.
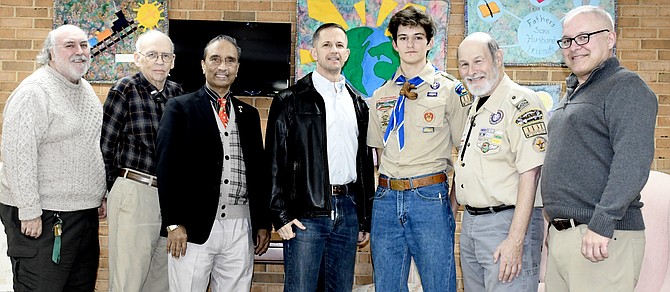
[508,94,530,111]
[437,71,457,82]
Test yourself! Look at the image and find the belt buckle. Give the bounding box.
[390,179,405,190]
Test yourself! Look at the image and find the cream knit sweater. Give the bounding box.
[0,65,106,220]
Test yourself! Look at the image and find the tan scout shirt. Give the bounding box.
[455,75,546,207]
[367,62,471,178]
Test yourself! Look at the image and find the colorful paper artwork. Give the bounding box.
[296,0,451,97]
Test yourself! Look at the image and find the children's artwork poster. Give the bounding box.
[296,0,451,97]
[54,0,169,82]
[466,0,616,66]
[520,82,562,114]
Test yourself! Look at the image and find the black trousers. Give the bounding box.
[0,203,99,292]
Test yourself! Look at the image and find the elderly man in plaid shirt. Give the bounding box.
[100,29,183,292]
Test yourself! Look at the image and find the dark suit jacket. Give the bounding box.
[156,87,271,244]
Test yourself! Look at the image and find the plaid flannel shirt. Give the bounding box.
[101,72,184,190]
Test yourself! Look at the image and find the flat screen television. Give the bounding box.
[168,19,291,96]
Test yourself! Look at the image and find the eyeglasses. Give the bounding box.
[556,29,610,49]
[138,51,175,62]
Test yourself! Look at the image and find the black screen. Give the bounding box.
[168,19,291,96]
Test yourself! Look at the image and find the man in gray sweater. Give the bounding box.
[541,6,657,291]
[0,25,106,291]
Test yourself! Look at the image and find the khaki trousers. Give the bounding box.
[107,177,168,292]
[545,224,645,292]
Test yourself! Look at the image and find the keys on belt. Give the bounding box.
[119,168,157,188]
[465,204,515,215]
[550,218,584,231]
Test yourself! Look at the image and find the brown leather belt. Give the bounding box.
[550,219,584,231]
[119,169,157,188]
[332,182,356,195]
[378,173,447,191]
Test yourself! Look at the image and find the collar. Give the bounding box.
[391,61,438,89]
[566,57,619,92]
[312,70,346,94]
[480,74,513,113]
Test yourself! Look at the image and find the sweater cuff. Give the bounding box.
[587,211,617,238]
[18,204,42,221]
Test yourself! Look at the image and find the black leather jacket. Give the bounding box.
[266,73,374,232]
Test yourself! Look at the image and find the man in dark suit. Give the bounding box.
[156,35,271,292]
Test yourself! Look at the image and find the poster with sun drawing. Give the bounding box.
[54,0,168,82]
[296,0,450,98]
[466,0,616,66]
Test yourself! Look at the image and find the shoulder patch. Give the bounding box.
[455,82,468,97]
[515,109,544,126]
[522,122,547,138]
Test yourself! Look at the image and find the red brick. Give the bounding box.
[640,60,669,71]
[620,60,639,71]
[617,39,640,50]
[660,50,670,60]
[33,0,52,7]
[640,17,670,28]
[167,10,188,20]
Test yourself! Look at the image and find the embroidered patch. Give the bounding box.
[515,99,530,110]
[422,127,435,133]
[376,96,397,110]
[533,136,547,152]
[424,111,435,123]
[522,122,547,138]
[515,109,544,126]
[455,82,468,96]
[460,93,474,107]
[477,128,502,153]
[427,91,438,97]
[381,113,390,127]
[431,82,440,90]
[490,110,504,125]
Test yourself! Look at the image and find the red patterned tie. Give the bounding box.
[217,97,229,128]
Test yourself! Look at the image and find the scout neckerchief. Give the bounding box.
[383,74,424,151]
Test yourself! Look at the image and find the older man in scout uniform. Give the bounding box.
[367,7,471,291]
[453,32,546,292]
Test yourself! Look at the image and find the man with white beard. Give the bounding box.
[0,24,107,291]
[452,32,546,292]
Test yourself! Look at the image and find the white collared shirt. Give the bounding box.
[312,71,358,185]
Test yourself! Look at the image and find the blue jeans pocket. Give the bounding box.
[413,182,449,201]
[374,186,389,199]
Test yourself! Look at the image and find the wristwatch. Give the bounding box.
[166,225,179,232]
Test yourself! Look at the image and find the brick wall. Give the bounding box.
[0,0,668,291]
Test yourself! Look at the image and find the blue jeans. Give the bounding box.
[371,175,456,292]
[283,193,359,292]
[460,207,543,292]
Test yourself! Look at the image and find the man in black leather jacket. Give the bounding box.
[265,23,374,292]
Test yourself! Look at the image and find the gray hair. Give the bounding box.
[135,29,174,52]
[36,24,87,66]
[202,35,242,60]
[564,5,615,30]
[457,32,502,63]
